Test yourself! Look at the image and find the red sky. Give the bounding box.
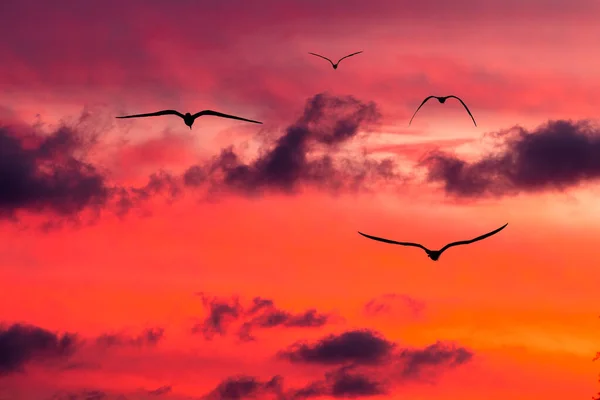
[1,0,599,399]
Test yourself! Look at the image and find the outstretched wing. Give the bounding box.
[439,223,508,254]
[191,110,263,124]
[358,231,429,252]
[408,96,436,125]
[116,109,184,119]
[336,51,364,64]
[308,52,335,67]
[447,95,477,127]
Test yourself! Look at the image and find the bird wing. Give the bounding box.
[115,109,184,119]
[408,96,436,125]
[308,52,335,67]
[358,231,429,252]
[191,110,263,124]
[447,96,477,127]
[438,223,508,254]
[336,51,364,64]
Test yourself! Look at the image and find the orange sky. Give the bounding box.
[1,1,599,399]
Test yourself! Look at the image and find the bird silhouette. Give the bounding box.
[116,109,263,130]
[308,51,363,69]
[358,223,507,261]
[408,95,477,126]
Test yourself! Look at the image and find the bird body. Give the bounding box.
[408,95,477,126]
[308,51,363,69]
[116,109,263,129]
[358,223,507,261]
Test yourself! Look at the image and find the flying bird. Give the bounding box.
[408,95,477,126]
[308,51,363,69]
[116,109,263,129]
[358,223,507,261]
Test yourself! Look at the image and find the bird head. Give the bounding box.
[333,64,338,69]
[427,251,440,261]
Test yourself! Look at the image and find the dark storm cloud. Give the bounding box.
[0,323,78,375]
[95,327,164,348]
[423,119,600,197]
[202,375,284,400]
[182,93,398,195]
[278,330,395,366]
[192,294,333,341]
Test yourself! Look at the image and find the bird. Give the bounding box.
[116,109,263,130]
[358,223,507,261]
[308,51,363,69]
[408,95,477,126]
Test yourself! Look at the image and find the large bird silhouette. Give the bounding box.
[409,95,477,126]
[308,51,363,69]
[116,109,263,129]
[358,223,507,261]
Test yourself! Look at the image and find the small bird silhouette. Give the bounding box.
[116,109,263,130]
[409,95,477,126]
[358,223,507,261]
[308,51,363,69]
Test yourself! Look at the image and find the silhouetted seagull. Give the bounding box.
[409,95,477,126]
[116,109,262,129]
[358,223,507,261]
[308,51,363,69]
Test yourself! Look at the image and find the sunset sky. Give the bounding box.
[1,0,600,399]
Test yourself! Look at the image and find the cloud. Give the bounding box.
[397,341,473,379]
[202,375,284,400]
[279,329,473,382]
[182,93,398,196]
[364,294,425,318]
[0,323,79,375]
[95,327,164,348]
[0,116,180,223]
[49,389,108,400]
[291,366,387,399]
[279,330,395,366]
[422,119,600,197]
[192,293,244,340]
[192,294,333,341]
[147,385,172,396]
[238,297,331,341]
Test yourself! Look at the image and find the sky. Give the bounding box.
[1,0,599,399]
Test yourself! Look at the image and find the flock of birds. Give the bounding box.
[116,50,505,261]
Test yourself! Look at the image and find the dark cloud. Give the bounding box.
[192,294,333,341]
[0,117,180,224]
[364,294,425,318]
[397,341,473,379]
[202,375,284,400]
[192,293,243,340]
[238,297,331,341]
[279,330,473,388]
[278,330,395,366]
[182,93,398,195]
[0,323,78,375]
[423,119,600,197]
[95,327,164,348]
[147,385,172,396]
[292,366,387,399]
[54,390,107,400]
